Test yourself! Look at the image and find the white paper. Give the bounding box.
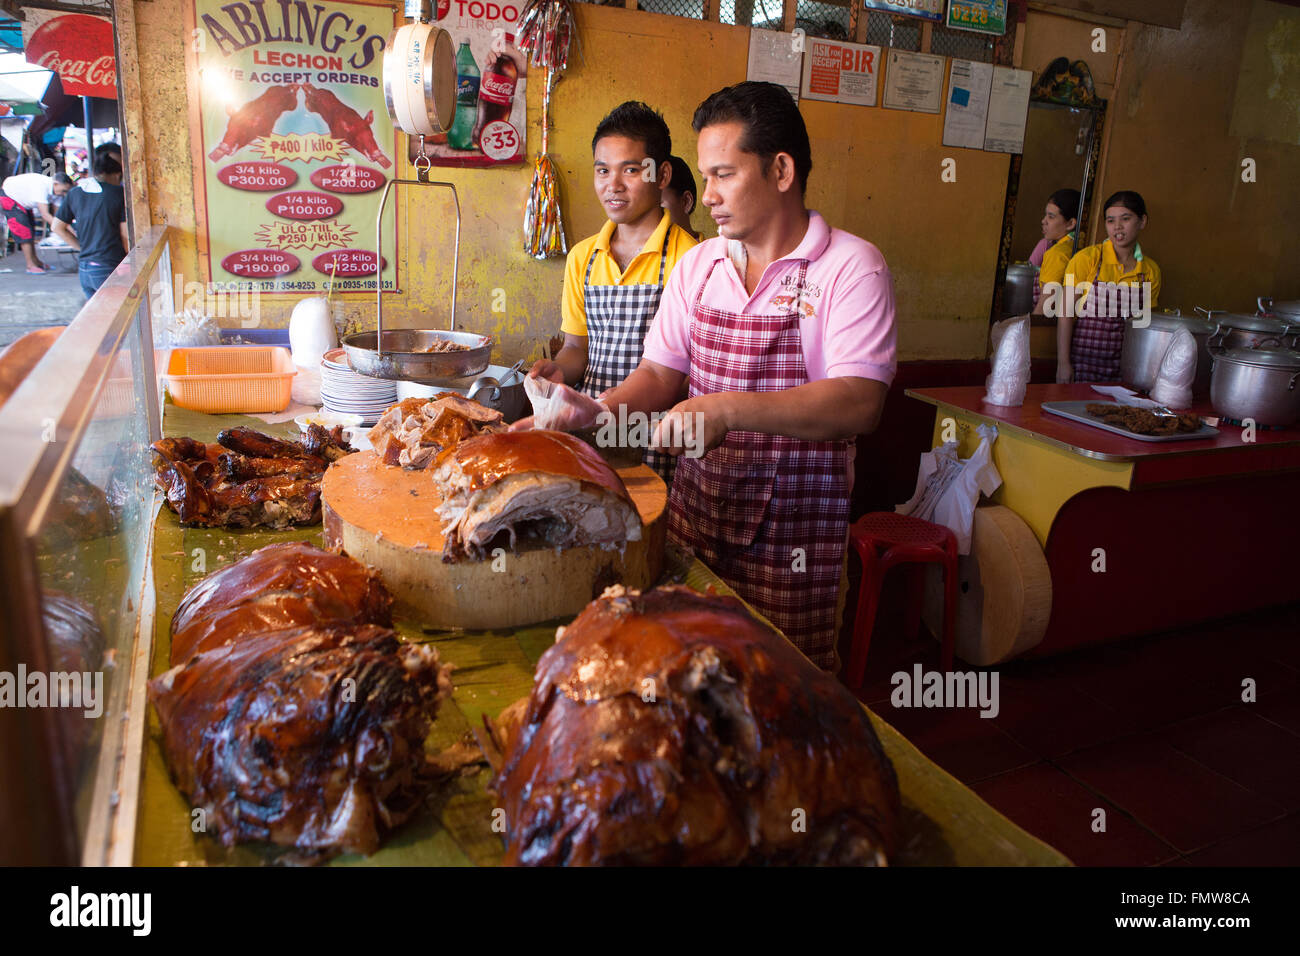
[1090,385,1161,409]
[800,37,881,106]
[747,29,803,103]
[942,59,993,150]
[983,66,1033,153]
[882,50,945,114]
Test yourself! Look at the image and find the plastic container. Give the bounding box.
[165,346,295,414]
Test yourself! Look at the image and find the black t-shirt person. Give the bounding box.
[57,179,127,268]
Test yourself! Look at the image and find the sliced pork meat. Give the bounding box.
[368,394,506,470]
[149,624,452,859]
[170,541,393,665]
[431,430,640,561]
[491,585,900,866]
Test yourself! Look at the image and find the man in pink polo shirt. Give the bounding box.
[531,81,897,671]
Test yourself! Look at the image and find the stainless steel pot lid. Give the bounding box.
[1216,344,1300,369]
[1128,313,1216,334]
[1260,298,1300,320]
[1204,310,1290,334]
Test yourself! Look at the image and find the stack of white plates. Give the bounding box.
[320,348,398,425]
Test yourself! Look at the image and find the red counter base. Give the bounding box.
[1030,471,1300,657]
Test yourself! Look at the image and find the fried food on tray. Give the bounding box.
[1084,403,1203,436]
[432,429,641,562]
[152,425,354,529]
[489,584,900,866]
[148,543,453,861]
[367,393,506,470]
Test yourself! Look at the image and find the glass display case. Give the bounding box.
[0,227,173,865]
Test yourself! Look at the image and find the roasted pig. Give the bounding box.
[169,541,393,665]
[150,544,453,859]
[150,624,451,858]
[432,430,641,561]
[152,426,353,529]
[208,84,300,162]
[491,585,900,866]
[368,394,506,471]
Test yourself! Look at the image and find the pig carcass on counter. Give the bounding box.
[368,394,506,471]
[490,585,901,866]
[432,429,641,561]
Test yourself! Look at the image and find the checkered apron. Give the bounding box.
[1071,256,1145,382]
[578,232,676,485]
[667,258,850,671]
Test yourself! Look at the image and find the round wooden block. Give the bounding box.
[922,504,1053,666]
[321,450,667,629]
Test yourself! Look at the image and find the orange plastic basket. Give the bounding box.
[165,346,296,414]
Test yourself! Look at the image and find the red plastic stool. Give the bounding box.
[846,512,959,689]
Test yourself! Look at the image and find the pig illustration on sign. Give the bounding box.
[208,84,301,162]
[301,83,392,169]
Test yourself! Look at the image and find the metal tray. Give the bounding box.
[1041,400,1218,442]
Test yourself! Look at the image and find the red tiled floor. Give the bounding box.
[1057,733,1288,854]
[970,763,1180,866]
[1254,693,1300,738]
[1158,707,1300,811]
[873,699,1037,784]
[990,670,1136,759]
[1181,814,1300,866]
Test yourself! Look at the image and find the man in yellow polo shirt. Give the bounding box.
[529,101,697,482]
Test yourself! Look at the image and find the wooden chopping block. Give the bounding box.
[921,504,1052,666]
[321,450,667,629]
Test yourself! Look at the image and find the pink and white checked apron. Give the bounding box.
[668,258,850,671]
[1070,255,1146,382]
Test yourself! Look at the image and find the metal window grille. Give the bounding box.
[720,0,785,29]
[929,23,996,62]
[863,11,921,52]
[795,0,851,40]
[636,0,707,18]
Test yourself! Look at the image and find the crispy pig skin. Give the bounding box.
[170,542,393,665]
[446,430,632,499]
[148,624,452,858]
[493,585,900,866]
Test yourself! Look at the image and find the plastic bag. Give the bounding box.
[984,316,1030,407]
[1150,328,1196,410]
[522,374,605,431]
[897,424,1002,554]
[291,361,322,407]
[157,309,221,349]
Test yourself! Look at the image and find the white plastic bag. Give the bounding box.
[897,424,1003,554]
[1150,328,1197,410]
[522,375,605,431]
[984,316,1030,407]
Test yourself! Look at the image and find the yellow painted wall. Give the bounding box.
[1091,0,1300,310]
[126,1,1009,363]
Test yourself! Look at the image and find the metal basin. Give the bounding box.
[342,328,492,383]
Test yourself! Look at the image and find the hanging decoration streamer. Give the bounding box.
[517,0,576,259]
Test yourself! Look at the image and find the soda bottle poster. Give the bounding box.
[189,0,399,294]
[414,0,528,168]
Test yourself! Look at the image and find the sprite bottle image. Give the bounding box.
[448,42,481,151]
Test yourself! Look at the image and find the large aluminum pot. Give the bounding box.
[1003,262,1037,316]
[1120,310,1216,396]
[1209,344,1300,427]
[1200,308,1297,351]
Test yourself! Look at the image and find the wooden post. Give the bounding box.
[783,0,796,33]
[112,0,152,242]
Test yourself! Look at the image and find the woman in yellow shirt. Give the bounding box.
[1030,188,1079,311]
[1057,190,1161,383]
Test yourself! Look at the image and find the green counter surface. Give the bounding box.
[134,404,1071,867]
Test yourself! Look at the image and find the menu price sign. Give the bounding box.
[191,0,397,294]
[946,0,1007,36]
[747,29,803,103]
[800,38,881,106]
[863,0,944,23]
[882,50,944,113]
[416,2,528,169]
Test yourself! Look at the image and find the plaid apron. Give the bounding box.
[578,231,676,485]
[1071,255,1146,382]
[667,258,850,671]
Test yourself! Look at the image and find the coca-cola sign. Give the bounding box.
[25,14,117,99]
